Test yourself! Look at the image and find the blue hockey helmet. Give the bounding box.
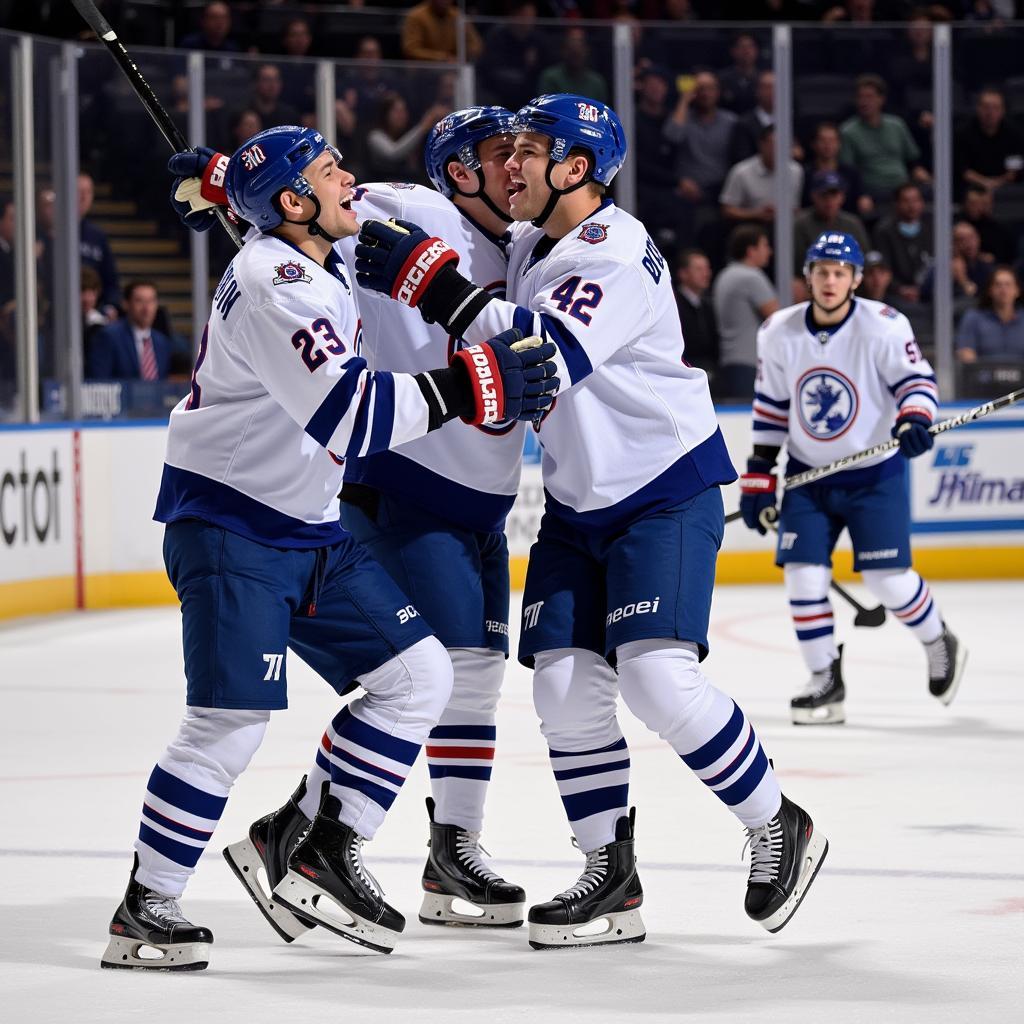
[803,232,865,277]
[512,94,627,186]
[425,106,518,198]
[225,125,338,231]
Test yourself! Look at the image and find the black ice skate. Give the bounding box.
[419,797,525,928]
[100,854,212,971]
[222,776,315,943]
[925,624,967,706]
[528,808,645,950]
[272,793,405,953]
[790,645,845,725]
[743,794,828,934]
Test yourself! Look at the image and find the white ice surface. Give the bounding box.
[1,582,1022,1024]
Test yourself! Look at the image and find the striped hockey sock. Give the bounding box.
[878,572,943,644]
[426,722,496,832]
[548,736,631,853]
[790,595,838,672]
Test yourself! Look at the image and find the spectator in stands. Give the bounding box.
[179,2,240,54]
[792,171,869,296]
[718,32,763,115]
[665,71,738,206]
[80,265,108,351]
[712,224,780,400]
[477,2,546,110]
[401,0,483,63]
[365,93,449,182]
[890,11,934,130]
[872,182,933,303]
[281,16,313,58]
[228,109,263,154]
[77,173,120,318]
[921,221,994,304]
[675,247,719,379]
[840,73,930,200]
[86,281,171,381]
[730,70,775,164]
[248,65,301,130]
[538,28,608,103]
[857,249,902,306]
[958,183,1014,264]
[956,265,1024,363]
[341,37,398,123]
[801,120,870,217]
[954,87,1024,195]
[277,19,316,119]
[720,125,803,228]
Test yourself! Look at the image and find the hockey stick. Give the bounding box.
[725,385,1024,523]
[70,0,243,250]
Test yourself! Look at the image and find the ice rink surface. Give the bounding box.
[1,581,1022,1024]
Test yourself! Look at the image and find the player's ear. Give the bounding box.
[446,160,472,188]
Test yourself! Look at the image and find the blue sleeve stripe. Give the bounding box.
[753,390,790,410]
[305,359,366,447]
[897,389,938,407]
[888,371,937,394]
[367,371,395,454]
[540,312,592,385]
[512,305,535,337]
[752,421,788,433]
[345,377,373,458]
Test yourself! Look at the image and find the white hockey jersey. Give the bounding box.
[752,297,938,483]
[336,183,524,533]
[457,199,736,532]
[155,232,433,547]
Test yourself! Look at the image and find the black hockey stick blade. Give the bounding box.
[852,600,887,628]
[70,0,243,250]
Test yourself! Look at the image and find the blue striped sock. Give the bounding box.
[548,736,630,852]
[426,722,495,832]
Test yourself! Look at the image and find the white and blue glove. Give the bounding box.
[167,147,230,232]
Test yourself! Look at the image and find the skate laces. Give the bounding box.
[742,818,783,885]
[798,666,834,700]
[455,830,501,882]
[925,631,949,678]
[558,845,609,900]
[347,833,383,898]
[142,891,188,925]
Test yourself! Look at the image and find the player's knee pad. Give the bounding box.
[532,647,621,751]
[783,562,833,601]
[616,639,710,741]
[164,706,271,792]
[860,567,919,606]
[355,636,454,740]
[444,647,504,718]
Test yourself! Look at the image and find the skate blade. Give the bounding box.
[272,869,401,954]
[935,645,968,707]
[100,934,210,971]
[528,908,646,950]
[418,891,524,928]
[758,827,829,935]
[222,838,314,943]
[791,702,845,726]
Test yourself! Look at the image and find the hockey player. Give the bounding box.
[352,94,828,948]
[738,232,967,725]
[101,125,558,971]
[169,109,532,934]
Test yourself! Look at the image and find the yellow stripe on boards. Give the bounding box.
[0,576,78,619]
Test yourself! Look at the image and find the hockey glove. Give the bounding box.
[450,330,559,426]
[168,147,230,232]
[354,218,460,306]
[739,458,778,536]
[892,411,934,458]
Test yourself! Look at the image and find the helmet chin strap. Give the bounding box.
[293,193,340,244]
[531,159,593,228]
[454,168,512,224]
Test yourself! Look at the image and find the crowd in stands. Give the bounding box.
[4,0,1024,407]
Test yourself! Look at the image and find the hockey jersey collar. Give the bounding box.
[523,197,617,273]
[805,298,858,344]
[458,207,512,255]
[270,233,351,290]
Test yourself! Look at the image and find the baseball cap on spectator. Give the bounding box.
[810,170,844,194]
[864,250,889,269]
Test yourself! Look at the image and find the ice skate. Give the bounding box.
[272,793,404,953]
[743,794,828,934]
[925,624,967,706]
[419,797,525,927]
[223,776,314,942]
[528,808,645,950]
[100,854,212,971]
[791,645,845,725]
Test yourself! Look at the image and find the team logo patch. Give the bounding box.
[273,261,312,286]
[879,305,899,319]
[796,367,859,440]
[578,222,609,245]
[386,182,416,190]
[576,101,600,123]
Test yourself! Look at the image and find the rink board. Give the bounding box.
[0,407,1021,619]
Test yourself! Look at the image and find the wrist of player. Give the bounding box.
[417,263,493,336]
[414,366,475,431]
[740,457,777,494]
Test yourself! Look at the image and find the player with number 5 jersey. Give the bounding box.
[354,94,828,948]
